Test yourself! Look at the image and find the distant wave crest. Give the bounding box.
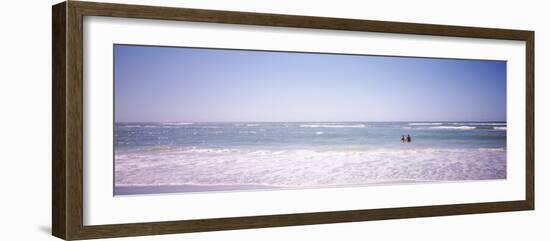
[162,122,193,126]
[409,122,505,126]
[452,122,506,126]
[300,124,366,128]
[122,125,141,128]
[430,126,477,130]
[408,123,443,126]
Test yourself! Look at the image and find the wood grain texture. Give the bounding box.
[71,1,533,40]
[52,1,535,240]
[52,2,67,239]
[66,1,85,240]
[525,32,535,209]
[74,201,530,240]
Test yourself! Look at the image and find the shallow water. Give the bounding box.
[114,122,506,194]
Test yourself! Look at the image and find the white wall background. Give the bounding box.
[0,0,547,240]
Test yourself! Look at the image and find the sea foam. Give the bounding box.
[115,147,506,188]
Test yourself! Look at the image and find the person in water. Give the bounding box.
[401,135,405,142]
[406,134,412,142]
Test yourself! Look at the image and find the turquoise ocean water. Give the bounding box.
[114,122,506,194]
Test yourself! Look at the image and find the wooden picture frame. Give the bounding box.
[52,1,534,240]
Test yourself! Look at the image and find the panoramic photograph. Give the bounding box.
[113,44,507,195]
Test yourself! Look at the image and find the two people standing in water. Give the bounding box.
[401,134,412,143]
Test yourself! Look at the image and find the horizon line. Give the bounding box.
[114,120,507,123]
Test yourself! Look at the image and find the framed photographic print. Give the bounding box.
[52,1,534,240]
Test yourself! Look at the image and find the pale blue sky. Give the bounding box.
[114,44,506,122]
